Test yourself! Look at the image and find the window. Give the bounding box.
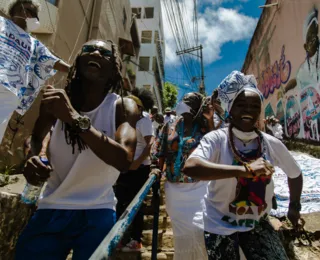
[139,57,150,71]
[144,7,154,19]
[123,7,127,29]
[143,85,151,91]
[46,0,58,6]
[154,31,159,43]
[141,31,152,44]
[132,8,141,19]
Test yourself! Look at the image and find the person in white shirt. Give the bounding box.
[15,40,140,260]
[114,87,155,252]
[164,107,175,124]
[184,71,303,260]
[0,0,70,143]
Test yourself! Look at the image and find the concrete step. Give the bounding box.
[145,194,165,206]
[143,205,167,217]
[143,215,171,230]
[142,229,174,248]
[141,251,174,260]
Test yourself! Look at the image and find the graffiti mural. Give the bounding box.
[276,100,285,126]
[285,95,301,138]
[258,45,292,99]
[264,103,275,119]
[300,87,320,140]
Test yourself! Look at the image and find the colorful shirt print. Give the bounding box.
[222,149,271,228]
[0,17,58,115]
[151,117,204,183]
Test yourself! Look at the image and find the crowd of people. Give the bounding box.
[0,1,303,260]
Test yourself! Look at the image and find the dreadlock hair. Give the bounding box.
[8,0,40,17]
[63,40,124,154]
[307,40,319,82]
[131,87,155,111]
[181,92,207,128]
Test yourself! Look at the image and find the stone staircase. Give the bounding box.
[114,181,175,260]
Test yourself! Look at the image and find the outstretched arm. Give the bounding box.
[287,174,303,228]
[53,60,70,73]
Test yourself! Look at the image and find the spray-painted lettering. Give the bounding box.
[259,45,292,99]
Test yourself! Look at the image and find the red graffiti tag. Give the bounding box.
[258,45,291,99]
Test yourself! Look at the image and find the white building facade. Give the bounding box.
[130,0,165,111]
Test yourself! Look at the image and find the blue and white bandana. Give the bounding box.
[217,70,263,113]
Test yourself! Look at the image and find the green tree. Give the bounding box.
[163,82,178,109]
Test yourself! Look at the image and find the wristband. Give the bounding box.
[244,163,256,177]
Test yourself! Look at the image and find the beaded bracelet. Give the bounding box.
[244,163,256,177]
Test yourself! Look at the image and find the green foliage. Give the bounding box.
[0,163,16,187]
[163,82,178,109]
[127,68,135,78]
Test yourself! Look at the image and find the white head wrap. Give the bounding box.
[303,8,318,42]
[217,71,263,113]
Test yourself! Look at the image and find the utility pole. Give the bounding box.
[176,45,205,95]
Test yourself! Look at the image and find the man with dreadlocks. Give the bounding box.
[0,0,69,142]
[15,40,140,260]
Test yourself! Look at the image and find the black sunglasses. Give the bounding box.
[82,45,113,57]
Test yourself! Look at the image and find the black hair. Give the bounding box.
[8,0,40,17]
[131,87,155,111]
[182,92,209,130]
[64,40,123,154]
[212,89,219,100]
[182,92,204,117]
[307,41,319,82]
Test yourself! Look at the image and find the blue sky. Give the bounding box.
[162,0,266,101]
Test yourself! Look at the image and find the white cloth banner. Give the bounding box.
[0,16,58,115]
[271,151,320,216]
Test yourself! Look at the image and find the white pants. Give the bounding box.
[165,181,208,260]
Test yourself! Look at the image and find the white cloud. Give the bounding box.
[162,0,258,65]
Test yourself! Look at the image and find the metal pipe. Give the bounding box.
[89,174,157,260]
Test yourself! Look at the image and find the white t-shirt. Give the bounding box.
[188,128,301,235]
[38,93,120,210]
[0,17,58,115]
[134,111,154,165]
[164,114,175,124]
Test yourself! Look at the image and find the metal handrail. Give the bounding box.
[89,174,160,260]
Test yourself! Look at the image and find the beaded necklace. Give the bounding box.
[228,125,267,164]
[173,119,199,178]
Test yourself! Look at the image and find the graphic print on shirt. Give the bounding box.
[221,150,271,228]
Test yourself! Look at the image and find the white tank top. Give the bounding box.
[38,93,120,210]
